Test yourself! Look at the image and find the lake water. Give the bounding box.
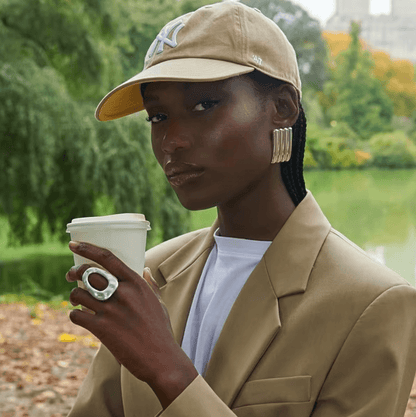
[1,168,415,300]
[305,169,416,286]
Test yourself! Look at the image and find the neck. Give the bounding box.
[217,167,296,241]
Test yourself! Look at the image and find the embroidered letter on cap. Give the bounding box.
[145,20,185,64]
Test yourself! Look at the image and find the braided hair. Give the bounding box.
[245,70,307,206]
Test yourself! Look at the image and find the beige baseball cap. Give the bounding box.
[95,0,302,122]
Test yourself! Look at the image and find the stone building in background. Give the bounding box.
[326,0,416,63]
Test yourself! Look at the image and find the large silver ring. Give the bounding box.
[82,267,119,301]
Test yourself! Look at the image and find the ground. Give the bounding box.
[0,302,416,416]
[0,302,98,417]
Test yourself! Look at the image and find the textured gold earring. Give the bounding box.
[271,127,292,163]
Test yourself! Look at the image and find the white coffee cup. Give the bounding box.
[66,213,151,312]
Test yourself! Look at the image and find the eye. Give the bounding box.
[193,100,219,112]
[145,114,167,124]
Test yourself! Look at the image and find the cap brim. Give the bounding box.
[95,58,254,121]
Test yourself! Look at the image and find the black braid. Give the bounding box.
[280,103,307,206]
[246,70,307,206]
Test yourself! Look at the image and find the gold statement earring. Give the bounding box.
[271,127,292,163]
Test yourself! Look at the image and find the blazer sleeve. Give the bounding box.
[66,343,125,417]
[154,374,238,417]
[312,284,416,417]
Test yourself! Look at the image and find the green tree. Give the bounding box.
[0,0,192,247]
[0,0,127,102]
[319,21,394,139]
[240,0,328,92]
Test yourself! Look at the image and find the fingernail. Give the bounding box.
[69,241,80,250]
[144,268,157,283]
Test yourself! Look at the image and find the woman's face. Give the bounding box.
[142,75,278,211]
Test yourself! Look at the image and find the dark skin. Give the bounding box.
[66,244,198,410]
[143,75,299,240]
[66,74,299,409]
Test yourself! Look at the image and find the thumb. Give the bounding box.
[142,267,161,296]
[143,268,173,333]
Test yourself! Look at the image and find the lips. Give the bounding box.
[164,162,204,186]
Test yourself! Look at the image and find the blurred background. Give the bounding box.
[1,0,416,306]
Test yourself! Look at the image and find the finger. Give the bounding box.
[66,265,81,282]
[140,269,173,334]
[66,264,109,291]
[142,268,162,299]
[69,308,97,332]
[142,269,172,331]
[69,241,133,282]
[66,264,96,282]
[69,287,103,312]
[143,267,159,290]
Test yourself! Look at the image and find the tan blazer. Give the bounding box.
[67,190,416,417]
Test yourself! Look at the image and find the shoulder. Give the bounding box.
[303,227,416,348]
[327,227,408,285]
[310,227,414,308]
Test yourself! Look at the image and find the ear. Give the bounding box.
[272,84,299,128]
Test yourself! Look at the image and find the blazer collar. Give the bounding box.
[158,190,331,406]
[265,189,332,298]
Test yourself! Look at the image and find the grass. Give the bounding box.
[0,216,69,262]
[0,293,79,311]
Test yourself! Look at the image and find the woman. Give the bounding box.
[65,2,416,416]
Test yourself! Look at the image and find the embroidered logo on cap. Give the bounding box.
[253,55,263,65]
[145,20,185,65]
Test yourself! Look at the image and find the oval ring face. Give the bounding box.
[82,267,119,301]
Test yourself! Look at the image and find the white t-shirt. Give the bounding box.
[181,228,272,375]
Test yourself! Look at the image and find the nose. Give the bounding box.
[160,120,193,154]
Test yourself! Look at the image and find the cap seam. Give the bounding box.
[241,4,253,70]
[234,3,245,64]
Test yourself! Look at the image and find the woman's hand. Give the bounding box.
[65,241,196,395]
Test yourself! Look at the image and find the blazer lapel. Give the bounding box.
[203,256,281,405]
[156,190,331,407]
[158,220,219,346]
[203,190,332,405]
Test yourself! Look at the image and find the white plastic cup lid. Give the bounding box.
[66,213,151,231]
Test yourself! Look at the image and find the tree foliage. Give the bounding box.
[240,0,327,91]
[318,22,394,139]
[323,31,416,118]
[369,131,416,168]
[0,0,202,247]
[372,52,416,118]
[0,0,127,102]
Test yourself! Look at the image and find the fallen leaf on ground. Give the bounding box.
[0,303,99,416]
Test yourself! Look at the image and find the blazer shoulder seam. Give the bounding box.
[329,228,370,258]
